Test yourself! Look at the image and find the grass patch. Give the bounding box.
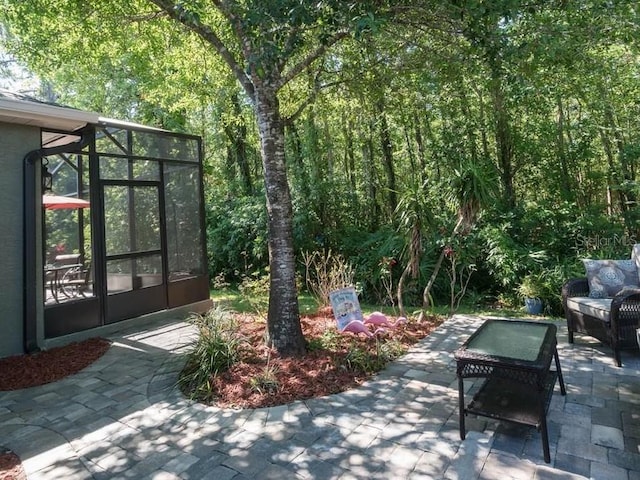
[210,287,317,315]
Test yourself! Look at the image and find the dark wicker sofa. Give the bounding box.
[562,278,640,367]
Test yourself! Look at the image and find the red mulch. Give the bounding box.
[0,449,25,480]
[0,337,110,479]
[0,338,111,391]
[206,308,442,409]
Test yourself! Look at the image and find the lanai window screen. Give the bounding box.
[96,125,205,294]
[165,163,204,281]
[42,150,93,305]
[40,119,207,339]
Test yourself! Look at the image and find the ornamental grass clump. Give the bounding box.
[249,351,280,395]
[343,338,408,374]
[179,306,244,402]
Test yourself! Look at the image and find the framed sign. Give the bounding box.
[329,287,363,331]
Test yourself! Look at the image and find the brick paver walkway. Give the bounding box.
[1,314,640,479]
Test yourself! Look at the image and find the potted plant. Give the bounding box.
[518,274,544,315]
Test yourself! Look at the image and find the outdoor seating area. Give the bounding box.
[562,244,640,367]
[44,254,91,304]
[2,314,639,479]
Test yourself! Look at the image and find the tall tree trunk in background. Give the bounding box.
[255,87,306,355]
[403,120,417,183]
[305,107,329,227]
[488,59,515,209]
[475,86,490,162]
[421,110,440,179]
[223,92,252,194]
[601,93,638,236]
[364,121,380,229]
[343,115,357,189]
[599,127,618,216]
[413,112,427,185]
[397,222,421,317]
[377,99,397,214]
[556,95,572,201]
[456,76,478,164]
[287,122,311,200]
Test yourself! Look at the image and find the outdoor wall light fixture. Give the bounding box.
[41,159,53,192]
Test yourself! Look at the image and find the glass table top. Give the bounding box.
[464,320,554,362]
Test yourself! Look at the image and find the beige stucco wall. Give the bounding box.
[0,121,41,357]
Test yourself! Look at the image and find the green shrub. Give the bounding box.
[238,268,271,297]
[178,306,244,402]
[343,338,407,374]
[206,194,268,281]
[344,346,383,373]
[307,328,341,352]
[377,338,407,363]
[340,226,405,304]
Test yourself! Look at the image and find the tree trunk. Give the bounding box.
[456,76,478,164]
[397,262,412,318]
[254,87,306,356]
[474,86,490,162]
[601,94,638,236]
[287,122,311,200]
[418,248,445,322]
[223,93,252,195]
[377,99,397,214]
[231,93,252,195]
[306,108,329,227]
[488,60,515,209]
[397,223,421,318]
[342,115,356,189]
[599,127,618,216]
[363,121,379,229]
[402,112,417,183]
[556,95,572,201]
[413,112,427,185]
[418,217,464,321]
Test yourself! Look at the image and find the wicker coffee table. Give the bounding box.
[454,319,566,463]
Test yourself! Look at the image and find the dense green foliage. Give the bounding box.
[3,1,640,316]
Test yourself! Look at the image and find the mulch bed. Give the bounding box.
[201,308,442,409]
[0,337,111,479]
[0,448,25,480]
[0,337,111,391]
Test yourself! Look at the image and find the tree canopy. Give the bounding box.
[2,0,640,324]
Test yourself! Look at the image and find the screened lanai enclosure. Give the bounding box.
[28,120,210,344]
[0,93,211,358]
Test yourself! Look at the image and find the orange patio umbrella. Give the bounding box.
[42,195,90,210]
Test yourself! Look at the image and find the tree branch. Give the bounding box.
[277,30,350,90]
[147,0,254,99]
[211,0,255,78]
[283,75,350,127]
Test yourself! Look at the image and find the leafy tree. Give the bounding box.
[4,0,640,317]
[3,0,393,355]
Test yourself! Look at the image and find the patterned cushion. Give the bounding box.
[583,259,639,298]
